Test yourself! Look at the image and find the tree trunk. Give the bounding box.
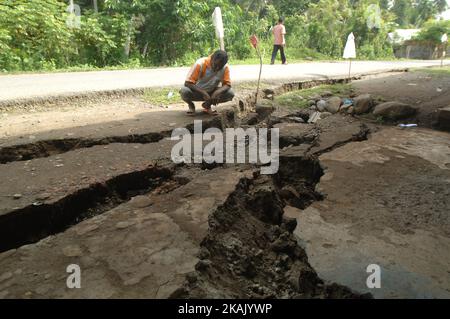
[142,42,149,58]
[93,0,98,13]
[124,16,134,59]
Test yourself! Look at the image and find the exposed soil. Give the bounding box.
[0,70,449,299]
[352,70,450,129]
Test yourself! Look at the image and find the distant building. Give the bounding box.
[389,29,449,59]
[388,29,421,45]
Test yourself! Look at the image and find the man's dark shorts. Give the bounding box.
[179,86,235,104]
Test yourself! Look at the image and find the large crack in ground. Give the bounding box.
[0,74,382,165]
[0,77,376,298]
[0,164,177,252]
[0,114,229,165]
[172,157,370,298]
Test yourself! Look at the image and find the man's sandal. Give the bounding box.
[186,104,195,116]
[202,107,218,115]
[201,101,217,115]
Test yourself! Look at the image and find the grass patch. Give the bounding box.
[411,66,450,76]
[143,87,183,106]
[274,83,353,109]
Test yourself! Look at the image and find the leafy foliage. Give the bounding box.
[0,0,448,71]
[414,20,450,44]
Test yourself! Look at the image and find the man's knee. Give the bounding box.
[221,87,235,102]
[179,86,193,101]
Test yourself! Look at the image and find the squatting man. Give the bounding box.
[180,50,235,115]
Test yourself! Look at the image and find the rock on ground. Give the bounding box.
[373,101,417,120]
[325,97,342,114]
[353,94,373,115]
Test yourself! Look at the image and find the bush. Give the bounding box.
[414,20,450,45]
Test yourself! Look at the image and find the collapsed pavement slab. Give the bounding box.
[0,138,179,252]
[285,127,450,298]
[0,109,233,164]
[0,167,251,298]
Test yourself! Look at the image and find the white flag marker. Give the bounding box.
[343,32,356,78]
[212,7,225,50]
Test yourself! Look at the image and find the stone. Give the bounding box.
[274,123,317,148]
[340,104,352,113]
[281,217,298,233]
[317,100,327,112]
[116,220,136,229]
[195,260,212,272]
[244,112,259,125]
[347,106,355,115]
[62,245,83,257]
[13,194,22,200]
[286,116,305,124]
[256,104,274,119]
[353,94,373,114]
[326,97,342,114]
[308,112,321,124]
[129,195,153,208]
[280,185,301,200]
[320,112,332,119]
[321,91,333,98]
[373,102,417,120]
[36,193,51,201]
[309,94,322,102]
[186,272,198,284]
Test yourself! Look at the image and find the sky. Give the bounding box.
[439,0,450,20]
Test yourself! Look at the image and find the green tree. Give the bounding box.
[411,0,449,27]
[392,0,414,27]
[414,19,450,44]
[0,0,75,70]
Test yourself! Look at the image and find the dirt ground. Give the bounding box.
[0,69,449,299]
[351,69,450,128]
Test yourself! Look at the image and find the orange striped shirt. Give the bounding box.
[186,56,231,91]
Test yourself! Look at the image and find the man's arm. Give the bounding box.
[210,66,231,104]
[185,62,211,101]
[210,85,230,105]
[184,81,210,101]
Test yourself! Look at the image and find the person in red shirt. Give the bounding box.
[271,17,287,65]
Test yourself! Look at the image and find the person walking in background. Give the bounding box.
[271,17,287,65]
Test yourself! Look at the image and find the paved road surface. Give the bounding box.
[0,60,448,102]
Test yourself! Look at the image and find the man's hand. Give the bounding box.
[210,91,220,105]
[201,91,211,101]
[209,85,230,105]
[184,81,211,102]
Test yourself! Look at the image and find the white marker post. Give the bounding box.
[441,34,448,68]
[343,32,356,79]
[212,7,225,51]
